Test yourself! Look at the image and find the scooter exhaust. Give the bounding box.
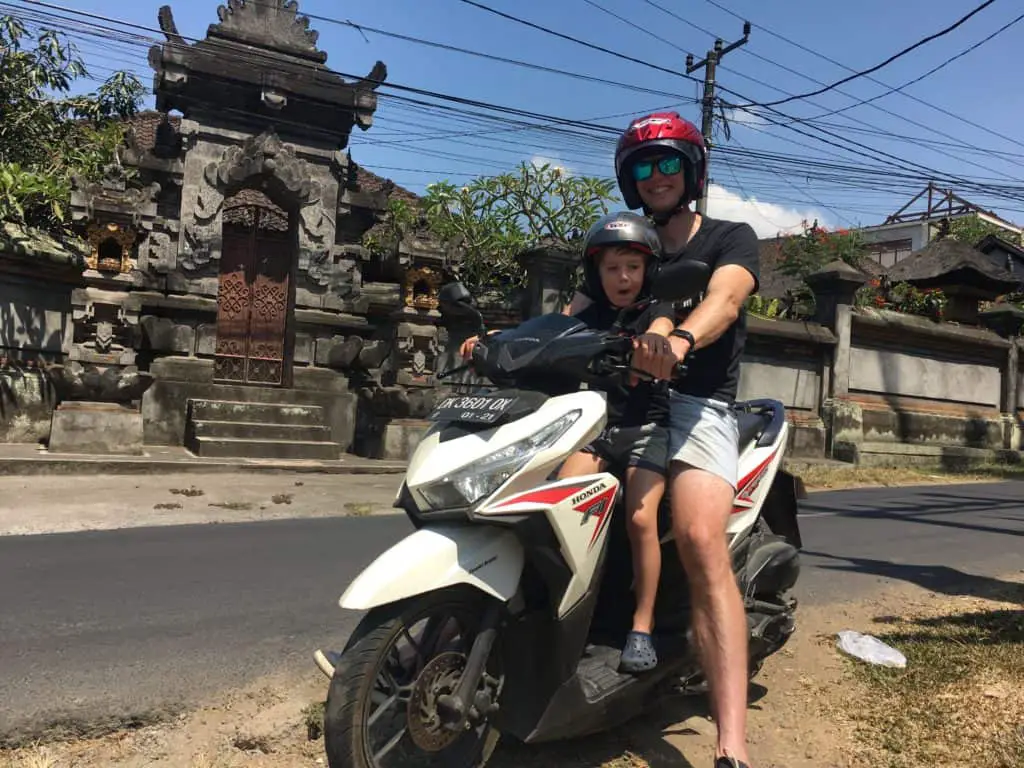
[313,649,337,680]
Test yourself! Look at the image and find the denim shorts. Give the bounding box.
[667,390,740,489]
[581,423,669,476]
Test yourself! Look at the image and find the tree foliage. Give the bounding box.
[942,214,1023,248]
[365,161,618,295]
[0,16,145,233]
[776,219,867,279]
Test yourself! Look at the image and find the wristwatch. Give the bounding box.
[669,328,696,356]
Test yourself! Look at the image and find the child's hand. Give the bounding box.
[459,330,499,359]
[630,333,677,384]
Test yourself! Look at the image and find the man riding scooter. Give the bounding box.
[567,112,761,768]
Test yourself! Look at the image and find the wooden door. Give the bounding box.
[213,200,293,386]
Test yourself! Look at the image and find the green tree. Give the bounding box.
[367,161,618,295]
[776,219,867,279]
[0,16,145,233]
[942,214,1023,248]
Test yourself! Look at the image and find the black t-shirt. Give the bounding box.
[578,216,759,404]
[575,299,674,428]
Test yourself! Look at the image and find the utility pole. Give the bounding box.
[686,22,751,216]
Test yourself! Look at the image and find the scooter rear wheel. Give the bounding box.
[323,585,502,768]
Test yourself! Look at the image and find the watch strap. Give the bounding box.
[669,328,696,350]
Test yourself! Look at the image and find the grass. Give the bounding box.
[796,461,1024,491]
[170,486,205,498]
[271,493,293,505]
[844,586,1024,768]
[154,502,183,510]
[208,501,254,511]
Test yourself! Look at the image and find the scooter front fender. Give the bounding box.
[339,524,525,610]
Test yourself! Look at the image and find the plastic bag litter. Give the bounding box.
[836,630,907,668]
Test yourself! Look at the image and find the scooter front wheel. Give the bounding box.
[323,585,503,768]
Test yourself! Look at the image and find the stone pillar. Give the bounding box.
[979,304,1024,450]
[516,242,578,318]
[805,260,867,462]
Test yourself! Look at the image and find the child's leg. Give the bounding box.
[558,450,606,479]
[623,465,665,634]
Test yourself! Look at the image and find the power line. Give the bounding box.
[731,0,998,109]
[639,0,1024,180]
[9,0,1024,220]
[802,9,1024,121]
[701,0,1024,152]
[455,0,702,84]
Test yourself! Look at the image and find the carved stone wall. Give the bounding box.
[171,123,362,310]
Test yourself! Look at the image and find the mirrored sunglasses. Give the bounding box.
[631,155,682,181]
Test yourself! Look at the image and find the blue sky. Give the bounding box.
[16,0,1024,237]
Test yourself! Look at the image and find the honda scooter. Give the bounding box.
[313,260,804,768]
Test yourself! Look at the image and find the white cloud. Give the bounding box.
[705,182,829,239]
[721,108,767,129]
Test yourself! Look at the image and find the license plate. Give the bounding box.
[427,394,518,424]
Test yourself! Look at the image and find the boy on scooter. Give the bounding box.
[558,210,676,673]
[464,210,677,672]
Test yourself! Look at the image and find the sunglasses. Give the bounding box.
[631,155,682,181]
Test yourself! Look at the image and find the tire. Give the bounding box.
[323,586,502,768]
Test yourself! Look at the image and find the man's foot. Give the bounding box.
[715,758,749,768]
[619,631,658,673]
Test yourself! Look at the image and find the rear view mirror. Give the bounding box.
[649,260,711,303]
[439,281,473,307]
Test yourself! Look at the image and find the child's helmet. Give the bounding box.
[581,211,662,301]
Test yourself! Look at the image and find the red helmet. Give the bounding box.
[614,112,707,214]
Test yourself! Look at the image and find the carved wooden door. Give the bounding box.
[213,199,293,386]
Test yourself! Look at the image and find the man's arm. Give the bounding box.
[672,264,756,351]
[634,223,759,379]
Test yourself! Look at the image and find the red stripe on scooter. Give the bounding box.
[732,450,778,515]
[493,482,591,509]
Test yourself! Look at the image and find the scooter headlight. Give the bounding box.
[418,410,582,511]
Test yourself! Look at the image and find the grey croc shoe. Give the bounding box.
[619,631,658,673]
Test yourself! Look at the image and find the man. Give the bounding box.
[567,112,759,768]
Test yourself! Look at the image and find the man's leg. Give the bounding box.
[671,463,749,763]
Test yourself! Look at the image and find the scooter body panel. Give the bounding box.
[338,525,525,610]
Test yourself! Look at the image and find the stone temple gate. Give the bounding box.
[5,0,466,460]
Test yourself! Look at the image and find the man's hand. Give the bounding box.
[631,332,688,381]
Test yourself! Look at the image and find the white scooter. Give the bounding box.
[313,260,805,768]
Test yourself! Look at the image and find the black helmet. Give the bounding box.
[581,211,662,301]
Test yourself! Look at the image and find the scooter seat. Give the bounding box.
[736,410,772,448]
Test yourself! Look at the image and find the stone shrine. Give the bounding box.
[31,0,459,459]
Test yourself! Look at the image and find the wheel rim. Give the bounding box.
[360,605,502,768]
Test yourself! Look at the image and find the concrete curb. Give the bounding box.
[0,456,407,476]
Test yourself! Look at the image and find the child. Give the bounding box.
[556,211,674,673]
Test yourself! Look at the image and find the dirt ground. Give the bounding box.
[7,571,1020,768]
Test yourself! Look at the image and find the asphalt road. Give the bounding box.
[1,481,1021,743]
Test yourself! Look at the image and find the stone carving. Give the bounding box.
[142,231,174,274]
[204,131,321,206]
[85,222,138,273]
[45,362,154,403]
[393,321,444,387]
[403,266,442,310]
[73,164,162,226]
[208,0,326,64]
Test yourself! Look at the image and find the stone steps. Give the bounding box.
[185,399,339,460]
[191,419,332,442]
[188,436,340,460]
[189,399,324,426]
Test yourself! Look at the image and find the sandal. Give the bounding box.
[619,630,658,673]
[715,758,750,768]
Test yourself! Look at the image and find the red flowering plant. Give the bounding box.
[856,276,947,320]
